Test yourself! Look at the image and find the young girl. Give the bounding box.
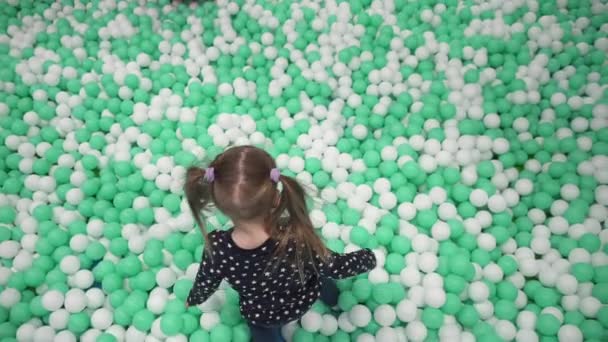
[183,145,377,341]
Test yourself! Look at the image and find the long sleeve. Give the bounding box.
[316,248,377,279]
[186,251,223,306]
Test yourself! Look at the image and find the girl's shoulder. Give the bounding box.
[209,228,229,239]
[208,229,230,246]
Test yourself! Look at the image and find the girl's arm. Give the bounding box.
[186,241,223,306]
[315,248,377,279]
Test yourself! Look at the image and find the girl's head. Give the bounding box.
[185,146,328,273]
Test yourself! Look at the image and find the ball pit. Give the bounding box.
[0,0,608,341]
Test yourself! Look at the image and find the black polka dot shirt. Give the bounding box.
[186,229,377,326]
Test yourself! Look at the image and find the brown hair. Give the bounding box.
[184,145,329,281]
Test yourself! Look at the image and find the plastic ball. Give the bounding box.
[0,288,21,307]
[301,311,323,332]
[91,308,114,330]
[64,288,87,313]
[373,304,396,327]
[398,203,417,220]
[349,305,372,327]
[49,309,70,330]
[516,311,537,329]
[405,320,427,342]
[580,296,601,317]
[352,125,368,140]
[556,274,578,295]
[470,189,488,207]
[495,320,517,341]
[33,326,56,342]
[468,281,489,302]
[396,299,417,322]
[86,288,105,309]
[558,324,583,342]
[319,314,338,336]
[400,267,422,287]
[424,287,446,308]
[376,327,398,341]
[418,252,439,273]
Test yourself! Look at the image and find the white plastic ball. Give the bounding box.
[400,267,422,287]
[156,267,177,288]
[411,234,430,253]
[200,312,220,330]
[475,300,494,319]
[428,187,447,204]
[542,307,564,323]
[33,326,56,342]
[319,314,338,336]
[515,179,534,195]
[349,305,372,327]
[42,290,65,311]
[548,216,569,234]
[438,203,457,220]
[0,241,20,259]
[413,194,433,210]
[73,269,94,289]
[369,268,390,284]
[595,185,608,205]
[376,327,398,341]
[516,311,537,329]
[396,299,417,322]
[495,320,517,341]
[301,311,323,332]
[470,189,488,207]
[91,308,113,330]
[125,326,147,342]
[49,309,70,330]
[16,324,36,342]
[379,192,397,210]
[468,281,489,302]
[556,274,578,295]
[568,248,591,264]
[69,234,89,252]
[477,233,497,251]
[556,325,582,342]
[374,304,397,326]
[85,288,105,309]
[356,333,374,342]
[397,203,416,220]
[431,221,450,241]
[530,236,551,255]
[580,296,601,317]
[352,124,368,140]
[561,184,580,200]
[373,178,391,194]
[488,194,507,212]
[424,288,446,308]
[405,320,427,342]
[337,312,357,333]
[483,263,504,282]
[421,273,443,289]
[0,288,21,307]
[64,288,87,313]
[417,252,438,273]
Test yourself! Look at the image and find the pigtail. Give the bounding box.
[184,166,215,257]
[269,174,329,283]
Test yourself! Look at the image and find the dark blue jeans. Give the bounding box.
[248,277,338,342]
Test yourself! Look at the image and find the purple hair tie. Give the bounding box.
[204,167,215,183]
[270,168,281,183]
